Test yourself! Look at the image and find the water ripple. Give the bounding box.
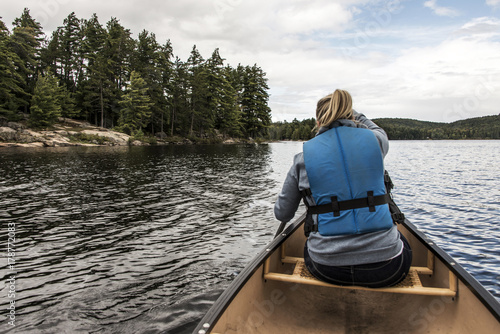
[385,140,500,302]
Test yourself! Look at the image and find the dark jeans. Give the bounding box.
[304,233,412,288]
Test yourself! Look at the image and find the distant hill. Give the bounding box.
[372,115,500,140]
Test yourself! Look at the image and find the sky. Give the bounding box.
[2,0,500,123]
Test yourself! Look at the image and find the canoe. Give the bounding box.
[193,212,500,333]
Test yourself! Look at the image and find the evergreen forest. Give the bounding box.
[372,115,500,140]
[0,9,272,140]
[265,115,499,141]
[267,118,317,141]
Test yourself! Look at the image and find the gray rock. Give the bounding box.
[7,122,25,130]
[0,127,17,141]
[81,129,130,145]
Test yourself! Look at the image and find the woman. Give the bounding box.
[274,89,412,288]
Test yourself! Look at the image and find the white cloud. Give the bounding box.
[454,17,500,40]
[158,0,360,58]
[424,0,460,17]
[351,30,500,122]
[486,0,500,8]
[272,1,353,34]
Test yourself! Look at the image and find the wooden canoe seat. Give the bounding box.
[264,256,457,297]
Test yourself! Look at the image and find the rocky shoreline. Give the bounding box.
[0,119,138,148]
[0,118,256,148]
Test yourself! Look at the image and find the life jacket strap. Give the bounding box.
[303,213,317,237]
[306,193,391,215]
[301,189,312,197]
[330,196,341,216]
[300,170,405,237]
[384,170,406,224]
[300,189,317,237]
[384,170,394,192]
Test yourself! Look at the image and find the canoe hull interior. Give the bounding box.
[198,215,500,334]
[213,269,495,333]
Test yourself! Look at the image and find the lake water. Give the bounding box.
[0,141,498,333]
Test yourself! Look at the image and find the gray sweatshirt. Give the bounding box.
[274,111,402,266]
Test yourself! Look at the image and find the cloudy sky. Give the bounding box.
[2,0,500,122]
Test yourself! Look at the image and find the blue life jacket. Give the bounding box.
[303,125,393,236]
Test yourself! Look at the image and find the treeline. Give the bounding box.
[267,118,316,141]
[265,115,500,141]
[373,115,500,140]
[0,9,271,140]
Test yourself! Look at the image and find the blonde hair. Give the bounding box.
[315,89,353,131]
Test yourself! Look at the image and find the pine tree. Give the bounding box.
[186,45,209,136]
[204,48,222,134]
[159,40,174,136]
[118,71,153,136]
[170,56,189,136]
[241,64,272,138]
[218,68,242,138]
[0,19,26,119]
[60,12,83,92]
[132,30,165,135]
[42,28,63,77]
[79,14,110,126]
[105,17,135,127]
[29,73,62,127]
[11,8,45,114]
[206,49,241,138]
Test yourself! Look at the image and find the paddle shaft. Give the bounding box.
[274,221,287,238]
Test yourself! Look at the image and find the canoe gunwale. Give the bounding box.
[400,218,500,322]
[193,212,500,333]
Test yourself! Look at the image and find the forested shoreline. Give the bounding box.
[265,114,500,141]
[372,115,500,140]
[1,9,271,142]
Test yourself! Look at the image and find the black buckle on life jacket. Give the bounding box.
[367,191,376,212]
[391,212,405,224]
[304,213,318,237]
[330,196,340,217]
[301,189,318,237]
[384,170,394,193]
[301,189,312,198]
[384,170,406,225]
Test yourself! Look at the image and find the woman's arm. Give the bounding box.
[274,153,304,223]
[354,110,389,157]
